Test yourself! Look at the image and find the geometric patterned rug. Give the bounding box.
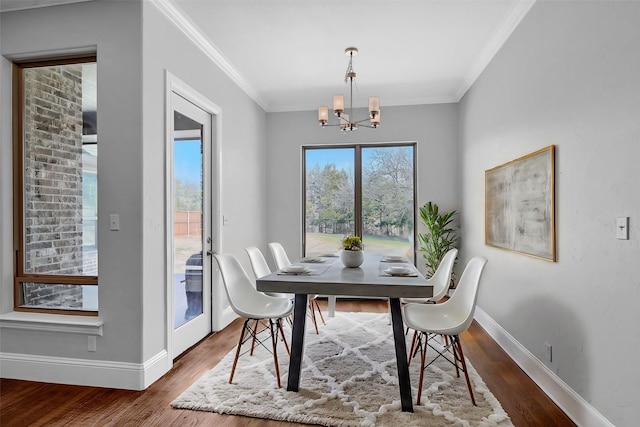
[172,312,513,427]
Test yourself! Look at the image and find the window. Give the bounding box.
[13,55,98,315]
[303,143,416,259]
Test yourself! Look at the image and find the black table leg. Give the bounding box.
[287,293,308,391]
[389,297,414,412]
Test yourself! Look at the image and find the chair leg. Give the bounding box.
[229,319,250,384]
[416,332,427,405]
[250,319,260,355]
[309,298,319,334]
[448,334,461,378]
[312,298,326,325]
[269,319,282,388]
[452,335,476,406]
[407,329,418,367]
[277,318,290,355]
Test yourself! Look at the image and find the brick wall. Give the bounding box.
[21,64,85,307]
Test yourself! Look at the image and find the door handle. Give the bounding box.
[206,250,214,256]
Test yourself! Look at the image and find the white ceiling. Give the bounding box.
[1,0,536,112]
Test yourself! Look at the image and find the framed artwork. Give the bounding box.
[485,145,556,261]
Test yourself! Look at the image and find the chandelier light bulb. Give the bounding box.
[333,95,344,116]
[368,97,380,117]
[318,106,329,125]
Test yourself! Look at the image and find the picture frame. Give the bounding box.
[485,145,556,261]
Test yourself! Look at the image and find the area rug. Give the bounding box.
[172,312,513,427]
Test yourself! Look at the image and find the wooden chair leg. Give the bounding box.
[269,319,282,388]
[229,319,249,384]
[453,335,476,406]
[449,334,461,378]
[313,299,326,325]
[408,329,418,367]
[416,332,427,405]
[309,299,319,334]
[250,319,260,355]
[277,318,290,355]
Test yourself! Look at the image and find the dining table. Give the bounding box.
[256,253,433,412]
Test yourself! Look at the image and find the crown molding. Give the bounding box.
[149,0,269,111]
[456,0,537,102]
[0,0,91,12]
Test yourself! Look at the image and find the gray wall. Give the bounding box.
[1,1,145,363]
[459,2,640,425]
[265,104,459,270]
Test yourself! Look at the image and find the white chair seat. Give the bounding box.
[401,292,437,305]
[232,293,293,320]
[403,302,466,336]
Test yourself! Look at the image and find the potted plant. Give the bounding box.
[340,235,364,267]
[418,202,459,286]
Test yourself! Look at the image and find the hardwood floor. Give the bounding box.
[1,299,575,426]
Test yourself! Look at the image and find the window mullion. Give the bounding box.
[354,145,363,239]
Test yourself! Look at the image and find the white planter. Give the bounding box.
[340,250,364,268]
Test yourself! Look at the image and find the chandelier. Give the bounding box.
[317,47,380,132]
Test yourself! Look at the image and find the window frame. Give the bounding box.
[12,54,99,316]
[302,142,418,262]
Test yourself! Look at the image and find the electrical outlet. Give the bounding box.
[88,336,97,352]
[544,342,552,362]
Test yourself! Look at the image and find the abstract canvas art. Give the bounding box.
[485,145,555,261]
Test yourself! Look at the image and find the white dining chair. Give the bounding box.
[213,253,294,388]
[402,248,458,344]
[402,248,458,305]
[390,248,458,329]
[244,246,295,350]
[244,246,294,299]
[268,242,326,334]
[402,256,488,405]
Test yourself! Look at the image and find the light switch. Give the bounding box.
[616,217,628,240]
[110,214,120,231]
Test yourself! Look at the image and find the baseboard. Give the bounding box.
[0,350,169,390]
[474,307,614,427]
[142,350,170,389]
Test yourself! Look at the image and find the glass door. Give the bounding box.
[170,92,213,357]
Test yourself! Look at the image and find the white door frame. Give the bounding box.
[165,71,223,362]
